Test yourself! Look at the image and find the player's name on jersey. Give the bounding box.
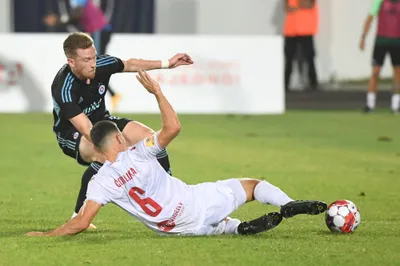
[114,168,137,187]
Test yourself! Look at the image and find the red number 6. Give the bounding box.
[129,187,162,217]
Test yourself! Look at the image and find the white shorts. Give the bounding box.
[194,178,247,236]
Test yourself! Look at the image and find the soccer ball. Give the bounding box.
[325,200,361,233]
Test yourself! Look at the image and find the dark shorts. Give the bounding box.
[55,115,132,166]
[372,43,400,66]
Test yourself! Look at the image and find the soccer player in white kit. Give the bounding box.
[26,70,327,237]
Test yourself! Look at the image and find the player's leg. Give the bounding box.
[284,36,297,91]
[238,178,327,217]
[389,46,400,113]
[197,179,283,236]
[365,43,385,112]
[195,214,281,236]
[300,35,318,91]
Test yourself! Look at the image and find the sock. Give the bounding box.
[253,180,293,207]
[224,217,241,235]
[391,94,400,111]
[367,92,376,109]
[73,162,102,214]
[71,212,78,219]
[156,149,172,175]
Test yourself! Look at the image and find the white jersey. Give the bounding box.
[86,133,205,235]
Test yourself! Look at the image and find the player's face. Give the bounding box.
[69,46,97,80]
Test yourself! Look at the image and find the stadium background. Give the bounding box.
[0,1,399,265]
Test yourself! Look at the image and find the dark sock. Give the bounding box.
[74,162,102,213]
[156,149,172,175]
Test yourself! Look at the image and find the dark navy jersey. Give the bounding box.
[51,55,124,132]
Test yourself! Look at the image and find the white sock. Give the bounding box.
[367,92,376,109]
[391,94,400,111]
[224,218,241,235]
[71,212,78,219]
[254,180,293,207]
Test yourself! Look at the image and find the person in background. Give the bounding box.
[283,0,319,92]
[44,0,122,111]
[360,0,400,113]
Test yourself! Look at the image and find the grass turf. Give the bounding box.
[0,111,399,265]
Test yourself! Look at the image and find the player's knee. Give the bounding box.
[78,137,104,163]
[123,121,155,146]
[372,67,381,78]
[239,178,261,202]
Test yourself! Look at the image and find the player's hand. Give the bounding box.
[136,70,162,95]
[43,14,59,27]
[26,231,45,237]
[168,53,194,69]
[359,37,365,51]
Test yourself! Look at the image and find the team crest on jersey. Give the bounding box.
[73,132,79,139]
[145,136,155,147]
[98,84,106,95]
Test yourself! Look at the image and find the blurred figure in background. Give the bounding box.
[360,0,400,113]
[283,0,319,92]
[44,0,121,111]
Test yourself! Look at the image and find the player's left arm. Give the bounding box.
[122,53,194,72]
[26,200,101,237]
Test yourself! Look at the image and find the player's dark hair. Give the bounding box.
[90,121,119,152]
[63,32,94,58]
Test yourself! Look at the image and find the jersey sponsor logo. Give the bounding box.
[78,97,84,104]
[145,136,155,147]
[73,132,79,140]
[114,167,137,188]
[98,84,106,95]
[157,202,183,232]
[83,99,102,115]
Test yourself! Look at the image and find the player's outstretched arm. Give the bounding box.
[122,53,194,72]
[26,201,101,237]
[136,70,181,148]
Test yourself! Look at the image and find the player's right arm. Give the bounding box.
[136,70,181,149]
[26,200,101,237]
[360,0,383,51]
[69,113,93,142]
[26,176,110,237]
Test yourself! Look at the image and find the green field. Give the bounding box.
[0,111,399,266]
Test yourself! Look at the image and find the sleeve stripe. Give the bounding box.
[96,60,117,67]
[96,56,114,64]
[61,73,75,103]
[96,58,116,65]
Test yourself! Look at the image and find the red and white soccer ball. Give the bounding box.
[325,200,361,233]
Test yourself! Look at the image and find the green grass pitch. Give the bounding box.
[0,111,399,265]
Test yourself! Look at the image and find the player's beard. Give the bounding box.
[87,69,96,79]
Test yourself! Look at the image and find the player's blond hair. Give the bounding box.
[63,32,94,58]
